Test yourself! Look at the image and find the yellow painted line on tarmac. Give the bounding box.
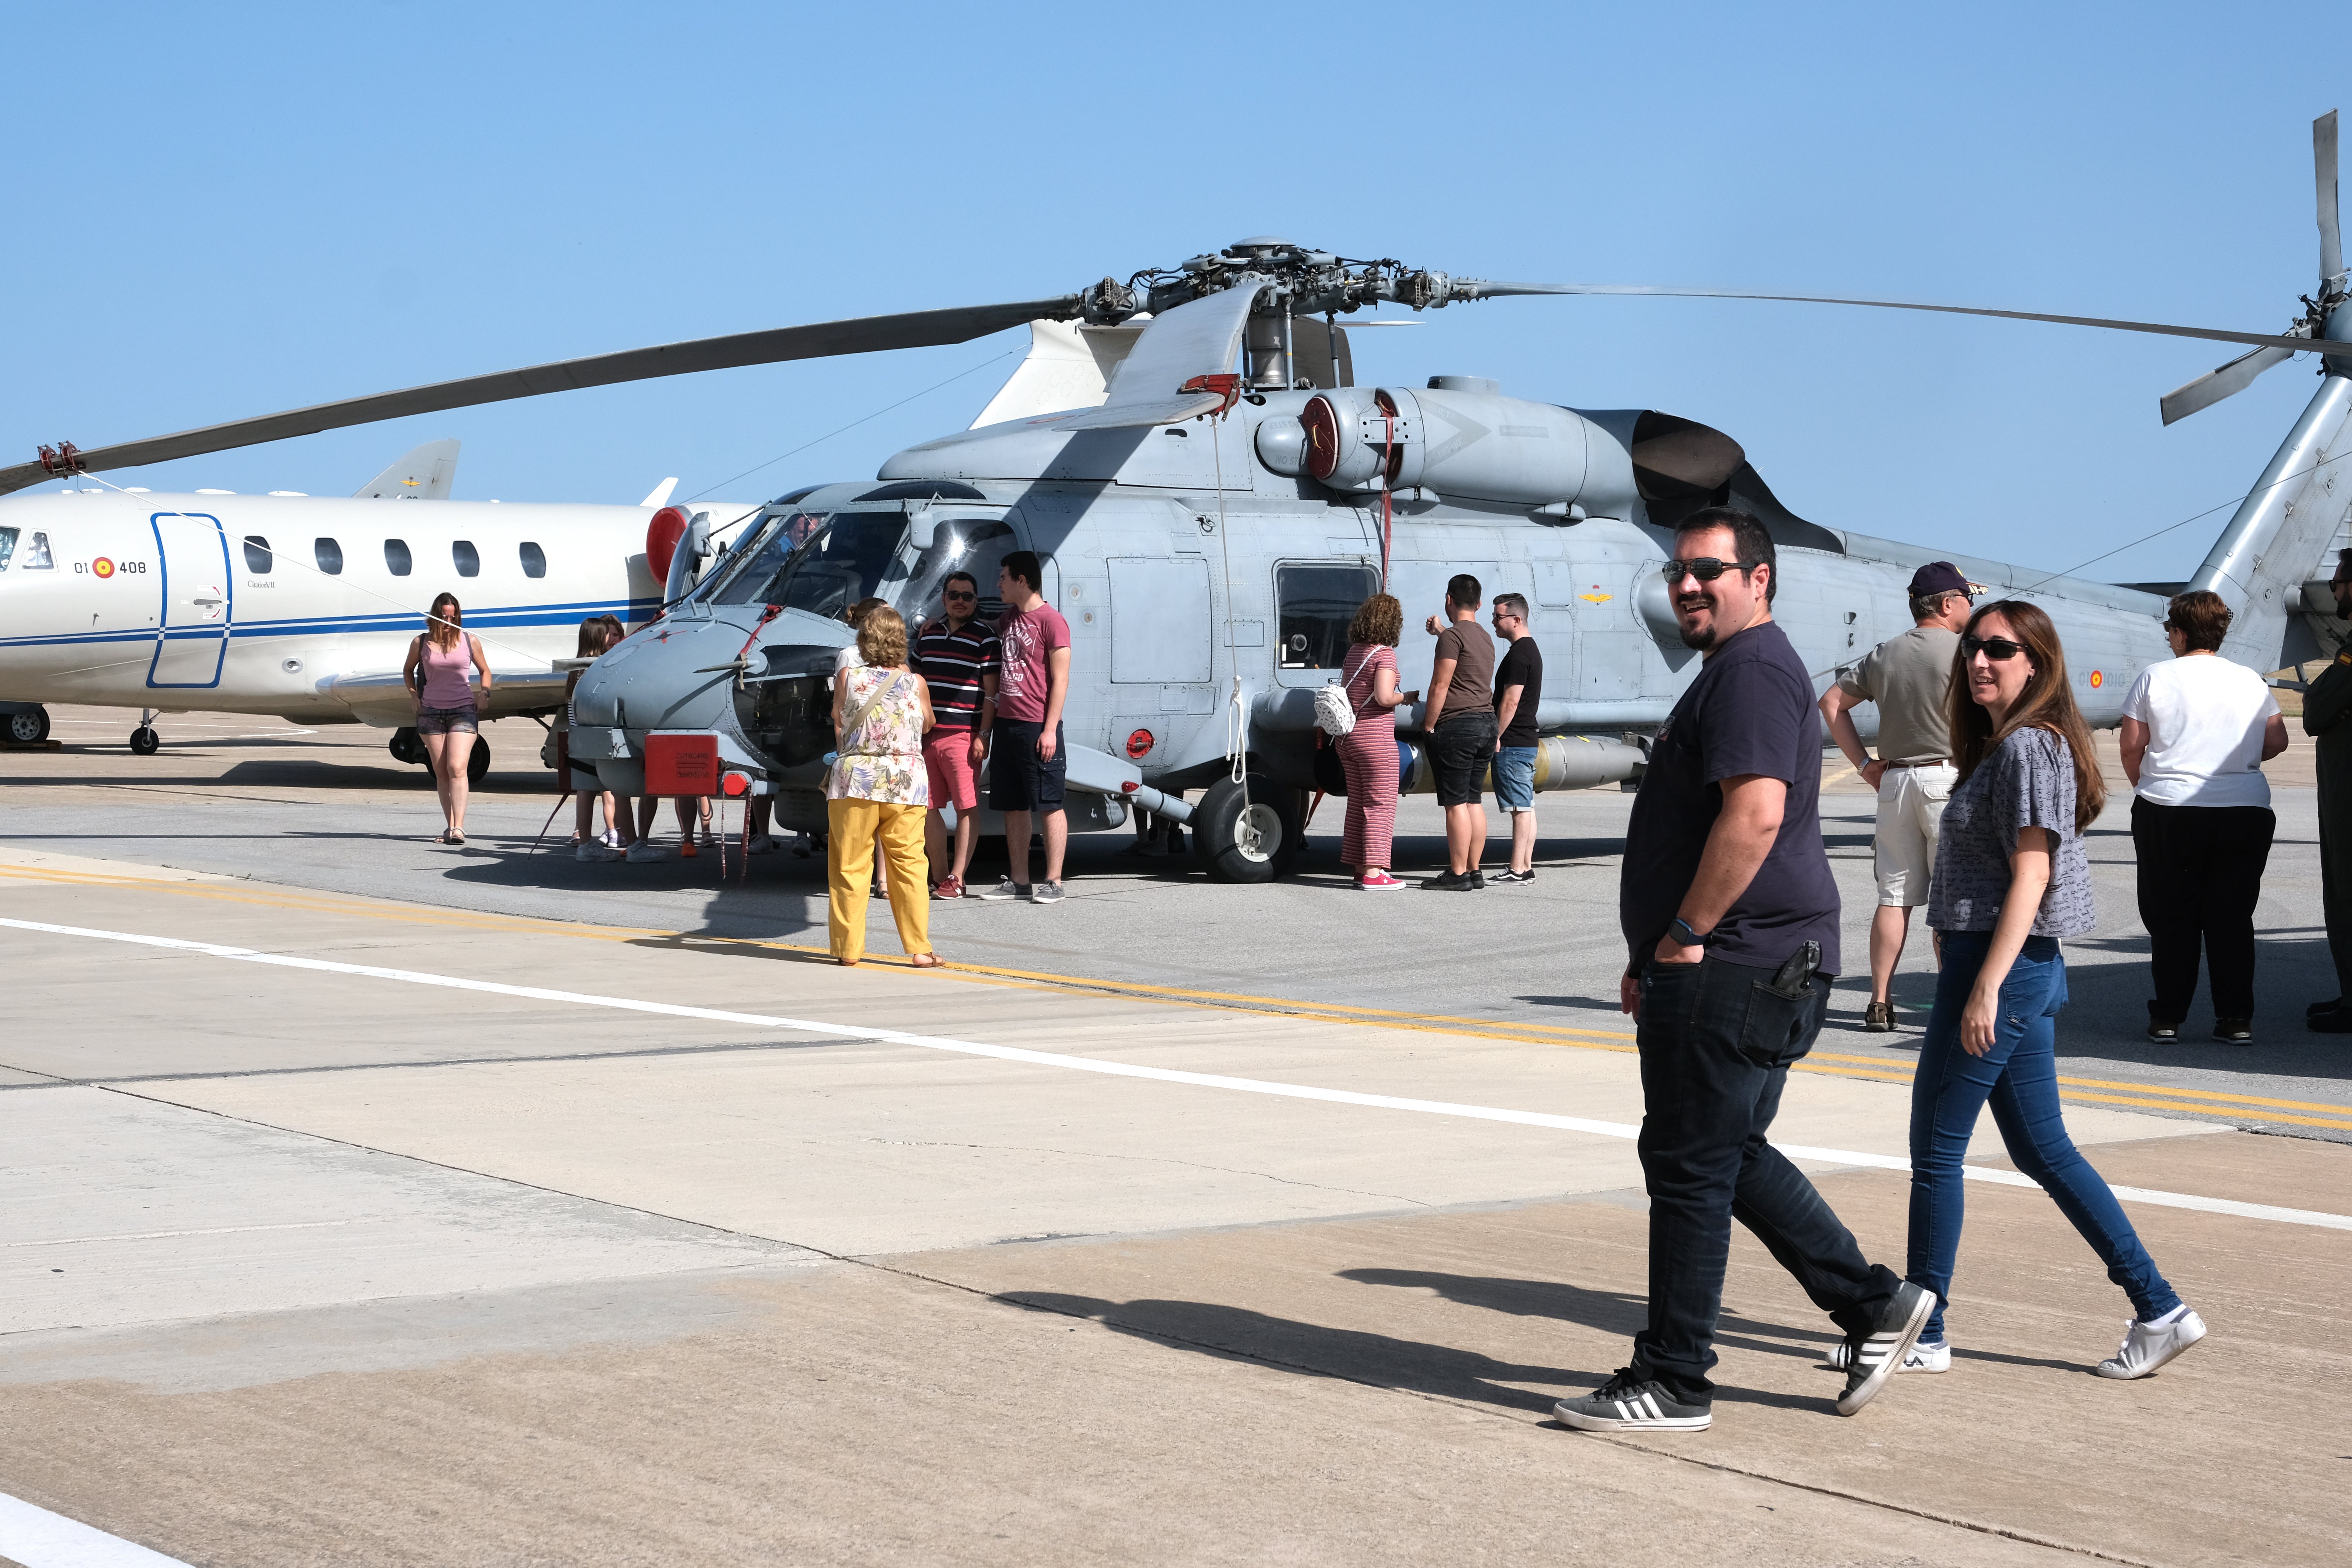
[8,859,2351,1128]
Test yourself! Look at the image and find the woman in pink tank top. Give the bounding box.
[402,592,493,844]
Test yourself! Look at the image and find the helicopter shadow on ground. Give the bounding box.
[2048,928,2352,1084]
[1001,1288,1826,1416]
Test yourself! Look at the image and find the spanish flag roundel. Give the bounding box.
[2089,670,2104,689]
[92,557,115,579]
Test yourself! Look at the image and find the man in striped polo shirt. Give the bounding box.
[914,570,1001,898]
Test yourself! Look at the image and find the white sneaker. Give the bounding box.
[2095,1306,2207,1379]
[624,841,668,863]
[574,842,622,862]
[745,833,777,855]
[1829,1336,1951,1374]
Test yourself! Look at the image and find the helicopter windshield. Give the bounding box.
[704,510,906,618]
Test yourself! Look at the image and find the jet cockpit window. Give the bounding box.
[1276,563,1380,669]
[314,537,343,575]
[906,520,1019,623]
[21,531,54,570]
[453,540,481,578]
[519,542,547,579]
[243,536,273,574]
[385,539,412,576]
[708,511,906,620]
[0,527,16,571]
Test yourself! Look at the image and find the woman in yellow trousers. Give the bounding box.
[827,606,943,968]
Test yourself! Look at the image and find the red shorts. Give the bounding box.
[923,729,980,812]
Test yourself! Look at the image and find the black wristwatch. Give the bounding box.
[1668,917,1707,948]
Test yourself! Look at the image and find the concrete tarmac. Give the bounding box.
[2,848,2347,1565]
[5,707,2350,1141]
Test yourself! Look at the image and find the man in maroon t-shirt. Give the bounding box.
[973,550,1072,903]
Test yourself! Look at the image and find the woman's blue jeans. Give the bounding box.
[1908,931,2180,1342]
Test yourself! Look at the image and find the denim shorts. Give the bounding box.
[415,705,479,737]
[1494,744,1537,812]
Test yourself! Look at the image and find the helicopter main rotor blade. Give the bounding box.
[1453,281,2352,360]
[0,296,1083,498]
[2320,110,2344,285]
[2160,342,2300,426]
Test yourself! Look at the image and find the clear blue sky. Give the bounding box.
[5,2,2346,584]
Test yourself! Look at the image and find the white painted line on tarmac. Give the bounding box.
[0,1490,194,1566]
[8,916,2350,1235]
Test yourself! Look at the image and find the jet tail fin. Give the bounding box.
[354,438,460,499]
[2186,375,2352,670]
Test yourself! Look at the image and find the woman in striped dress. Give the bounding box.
[1337,594,1419,891]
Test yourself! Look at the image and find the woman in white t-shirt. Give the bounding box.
[2119,591,2289,1044]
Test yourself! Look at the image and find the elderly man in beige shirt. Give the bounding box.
[1817,562,1976,1031]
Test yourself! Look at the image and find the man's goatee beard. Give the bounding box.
[1679,623,1718,651]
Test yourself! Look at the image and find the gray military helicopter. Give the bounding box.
[15,115,2352,881]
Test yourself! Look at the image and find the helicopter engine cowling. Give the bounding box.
[1298,384,1637,514]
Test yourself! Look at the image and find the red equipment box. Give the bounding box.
[643,733,720,795]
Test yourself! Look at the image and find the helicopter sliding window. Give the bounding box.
[519,542,547,579]
[1276,564,1380,669]
[21,531,54,569]
[385,539,412,576]
[242,536,273,574]
[452,540,481,578]
[314,537,343,575]
[906,520,1019,622]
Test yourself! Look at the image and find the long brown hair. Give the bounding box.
[427,592,462,649]
[1947,599,2105,832]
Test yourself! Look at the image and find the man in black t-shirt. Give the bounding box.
[1490,593,1543,882]
[1554,507,1931,1439]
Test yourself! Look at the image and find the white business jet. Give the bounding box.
[0,439,757,776]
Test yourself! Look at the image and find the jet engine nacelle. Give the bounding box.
[1278,381,1637,515]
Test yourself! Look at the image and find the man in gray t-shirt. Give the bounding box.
[1818,562,1976,1031]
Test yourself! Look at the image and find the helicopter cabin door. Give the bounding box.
[148,511,233,689]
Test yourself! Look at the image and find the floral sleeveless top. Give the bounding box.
[827,665,929,805]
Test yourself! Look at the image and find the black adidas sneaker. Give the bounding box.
[1835,1281,1936,1416]
[1554,1368,1712,1433]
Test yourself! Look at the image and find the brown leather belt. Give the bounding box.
[1882,758,1952,769]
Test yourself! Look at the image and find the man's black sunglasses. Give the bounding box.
[943,589,978,602]
[1962,635,2028,662]
[1662,556,1759,583]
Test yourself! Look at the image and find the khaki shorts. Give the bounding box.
[1874,762,1955,907]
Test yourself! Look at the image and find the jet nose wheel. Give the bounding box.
[1191,775,1303,883]
[6,706,50,745]
[129,726,160,756]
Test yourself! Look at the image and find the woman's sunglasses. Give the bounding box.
[1661,556,1757,583]
[1962,635,2028,662]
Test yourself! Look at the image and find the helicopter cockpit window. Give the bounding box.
[0,527,17,570]
[21,531,55,570]
[906,520,1019,623]
[1277,563,1380,669]
[705,510,905,620]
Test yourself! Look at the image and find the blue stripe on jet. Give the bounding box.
[0,598,663,651]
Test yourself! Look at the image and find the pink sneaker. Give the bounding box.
[1358,870,1406,891]
[935,874,965,899]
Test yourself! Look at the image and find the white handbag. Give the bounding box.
[1314,649,1376,738]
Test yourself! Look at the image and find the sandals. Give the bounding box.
[439,830,466,846]
[911,952,944,969]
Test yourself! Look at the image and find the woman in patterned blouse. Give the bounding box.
[827,605,942,968]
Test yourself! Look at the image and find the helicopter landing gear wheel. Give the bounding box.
[7,706,50,745]
[389,726,426,767]
[1191,775,1301,884]
[466,737,491,785]
[129,726,160,756]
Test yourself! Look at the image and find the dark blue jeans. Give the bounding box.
[1908,931,2181,1342]
[1632,956,1903,1402]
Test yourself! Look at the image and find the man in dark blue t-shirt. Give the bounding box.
[1555,507,1931,1438]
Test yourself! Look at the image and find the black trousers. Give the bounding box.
[2130,798,2275,1021]
[1631,956,1901,1402]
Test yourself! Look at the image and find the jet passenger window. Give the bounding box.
[243,536,273,574]
[519,541,546,579]
[0,527,16,570]
[1276,563,1380,668]
[385,539,412,576]
[452,540,480,578]
[21,531,54,569]
[314,537,343,575]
